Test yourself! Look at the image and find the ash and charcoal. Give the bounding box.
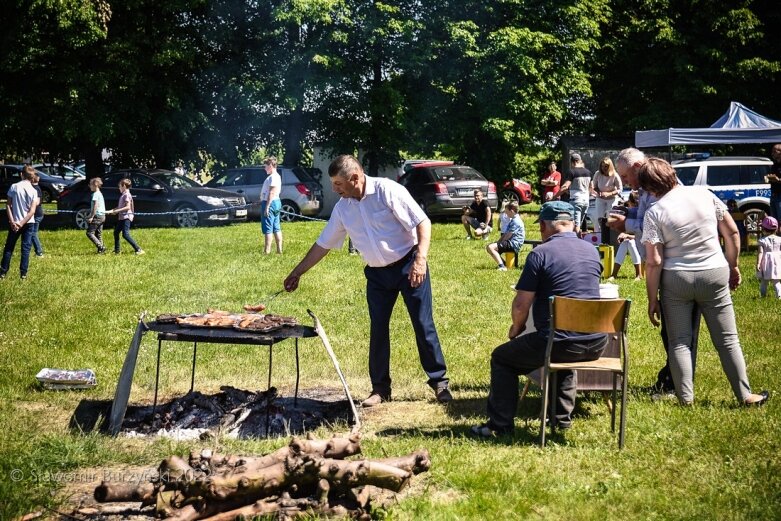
[121,386,352,440]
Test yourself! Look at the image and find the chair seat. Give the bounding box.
[549,357,622,371]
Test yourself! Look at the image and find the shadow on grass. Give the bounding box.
[69,399,111,434]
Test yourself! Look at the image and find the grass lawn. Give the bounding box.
[0,212,779,520]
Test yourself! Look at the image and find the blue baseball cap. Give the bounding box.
[535,201,575,222]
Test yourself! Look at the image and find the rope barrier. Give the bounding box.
[2,203,330,222]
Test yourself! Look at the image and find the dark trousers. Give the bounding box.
[31,216,43,255]
[656,297,701,392]
[487,332,607,432]
[86,216,105,251]
[364,251,448,396]
[114,219,140,252]
[1,223,34,277]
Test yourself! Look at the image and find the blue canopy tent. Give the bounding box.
[635,102,781,148]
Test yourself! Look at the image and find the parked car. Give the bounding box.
[206,165,323,221]
[397,161,498,218]
[1,163,77,202]
[32,163,85,182]
[672,156,773,231]
[500,178,533,207]
[58,169,247,229]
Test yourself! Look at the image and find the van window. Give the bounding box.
[674,166,699,186]
[707,165,741,186]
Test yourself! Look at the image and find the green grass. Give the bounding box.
[1,213,779,520]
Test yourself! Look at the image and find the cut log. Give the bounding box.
[94,481,155,502]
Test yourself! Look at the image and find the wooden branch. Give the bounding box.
[376,449,431,475]
[94,481,155,502]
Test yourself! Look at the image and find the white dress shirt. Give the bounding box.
[317,176,427,267]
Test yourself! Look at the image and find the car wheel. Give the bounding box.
[41,190,53,204]
[280,200,300,222]
[175,205,199,228]
[500,190,521,209]
[742,206,767,234]
[74,206,90,230]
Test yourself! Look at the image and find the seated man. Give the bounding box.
[471,201,608,437]
[486,201,525,271]
[461,189,492,240]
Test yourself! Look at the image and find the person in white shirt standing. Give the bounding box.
[260,156,283,254]
[1,165,39,280]
[283,154,451,406]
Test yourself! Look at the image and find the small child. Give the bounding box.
[608,193,642,280]
[486,201,525,271]
[85,177,106,254]
[756,216,781,298]
[107,178,144,255]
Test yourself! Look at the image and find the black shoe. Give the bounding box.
[20,274,27,280]
[435,385,453,404]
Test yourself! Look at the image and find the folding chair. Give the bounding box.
[540,296,631,448]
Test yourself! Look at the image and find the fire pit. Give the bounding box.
[120,386,352,440]
[107,311,358,437]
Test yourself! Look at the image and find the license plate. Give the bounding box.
[235,209,247,217]
[457,188,473,196]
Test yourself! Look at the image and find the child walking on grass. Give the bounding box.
[757,216,781,298]
[107,178,144,255]
[85,177,106,254]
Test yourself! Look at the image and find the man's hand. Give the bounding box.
[508,322,525,339]
[283,273,300,292]
[408,256,427,288]
[607,213,627,232]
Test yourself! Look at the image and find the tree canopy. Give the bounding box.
[1,0,778,181]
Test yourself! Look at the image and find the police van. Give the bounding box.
[672,156,773,231]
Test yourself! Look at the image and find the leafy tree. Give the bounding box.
[402,0,610,181]
[589,0,781,135]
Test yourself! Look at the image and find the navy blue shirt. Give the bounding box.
[33,185,43,219]
[515,231,604,341]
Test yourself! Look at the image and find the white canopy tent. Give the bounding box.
[635,102,781,148]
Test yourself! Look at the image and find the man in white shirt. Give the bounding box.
[283,155,451,406]
[1,165,39,280]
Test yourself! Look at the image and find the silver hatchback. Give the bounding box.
[206,166,323,221]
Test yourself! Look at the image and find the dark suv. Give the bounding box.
[1,164,77,202]
[206,165,323,221]
[58,169,247,229]
[397,161,498,218]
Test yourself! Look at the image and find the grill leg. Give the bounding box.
[153,338,162,415]
[266,342,274,436]
[294,338,300,406]
[190,342,198,393]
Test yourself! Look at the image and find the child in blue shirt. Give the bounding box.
[486,202,525,271]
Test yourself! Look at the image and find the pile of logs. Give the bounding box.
[93,433,430,520]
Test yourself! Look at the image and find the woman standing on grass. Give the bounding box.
[107,178,144,255]
[85,177,106,254]
[590,157,623,232]
[639,157,769,407]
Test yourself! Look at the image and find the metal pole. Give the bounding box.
[294,338,300,406]
[190,342,197,392]
[153,338,162,414]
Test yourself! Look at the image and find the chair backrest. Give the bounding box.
[549,296,630,335]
